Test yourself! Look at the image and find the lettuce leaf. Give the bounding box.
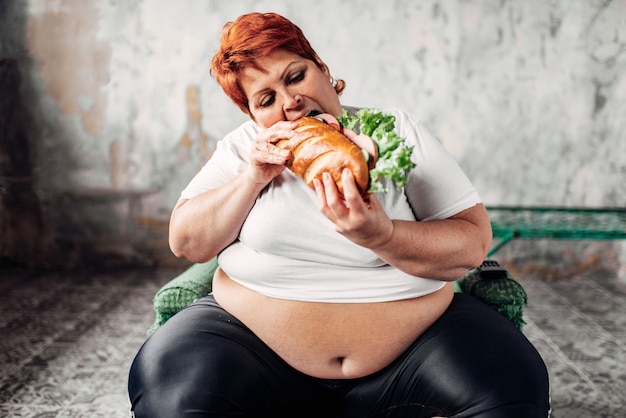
[337,108,416,193]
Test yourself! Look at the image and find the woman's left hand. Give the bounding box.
[313,168,393,249]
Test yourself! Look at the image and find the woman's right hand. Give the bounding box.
[247,121,296,187]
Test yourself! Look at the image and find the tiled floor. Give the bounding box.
[0,240,624,417]
[497,241,626,417]
[0,265,175,417]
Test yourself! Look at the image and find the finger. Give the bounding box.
[255,136,286,151]
[341,169,369,212]
[255,123,295,146]
[255,140,280,154]
[313,178,327,208]
[266,148,290,163]
[314,177,341,223]
[265,121,298,144]
[270,120,298,130]
[253,137,290,162]
[322,172,348,216]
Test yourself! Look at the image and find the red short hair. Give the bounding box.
[210,12,345,116]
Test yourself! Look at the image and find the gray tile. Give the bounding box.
[0,404,62,417]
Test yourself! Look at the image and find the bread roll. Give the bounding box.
[276,116,369,197]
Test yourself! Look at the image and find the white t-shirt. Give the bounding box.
[180,107,482,302]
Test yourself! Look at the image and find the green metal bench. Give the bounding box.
[486,206,626,257]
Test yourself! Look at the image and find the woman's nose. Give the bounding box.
[282,91,303,110]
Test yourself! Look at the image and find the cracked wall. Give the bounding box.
[2,0,624,267]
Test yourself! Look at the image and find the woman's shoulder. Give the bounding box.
[216,119,262,156]
[382,107,422,128]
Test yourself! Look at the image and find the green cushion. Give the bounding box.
[456,267,527,330]
[149,258,218,334]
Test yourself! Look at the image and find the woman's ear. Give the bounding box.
[320,62,330,77]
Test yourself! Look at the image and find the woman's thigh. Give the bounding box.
[128,295,340,418]
[340,293,550,418]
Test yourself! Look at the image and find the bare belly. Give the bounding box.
[212,268,454,379]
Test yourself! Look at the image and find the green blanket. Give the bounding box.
[149,258,218,334]
[455,267,527,330]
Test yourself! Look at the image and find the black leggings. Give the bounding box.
[128,293,550,417]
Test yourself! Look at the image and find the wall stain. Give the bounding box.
[27,0,110,135]
[178,85,212,168]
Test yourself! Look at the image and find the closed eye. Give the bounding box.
[259,93,275,108]
[288,70,305,84]
[259,70,304,108]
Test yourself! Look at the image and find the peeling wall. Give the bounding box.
[1,0,624,267]
[28,0,110,135]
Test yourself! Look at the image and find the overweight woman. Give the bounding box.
[129,12,550,418]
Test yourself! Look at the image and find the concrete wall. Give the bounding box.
[1,0,624,268]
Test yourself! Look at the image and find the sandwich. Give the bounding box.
[276,109,416,197]
[276,113,371,197]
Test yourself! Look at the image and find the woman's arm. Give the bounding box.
[371,204,492,281]
[169,121,295,262]
[168,174,266,262]
[315,169,492,281]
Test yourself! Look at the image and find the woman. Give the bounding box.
[129,12,550,417]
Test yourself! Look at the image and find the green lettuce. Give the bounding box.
[337,108,416,193]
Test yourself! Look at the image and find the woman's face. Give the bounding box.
[239,49,342,128]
